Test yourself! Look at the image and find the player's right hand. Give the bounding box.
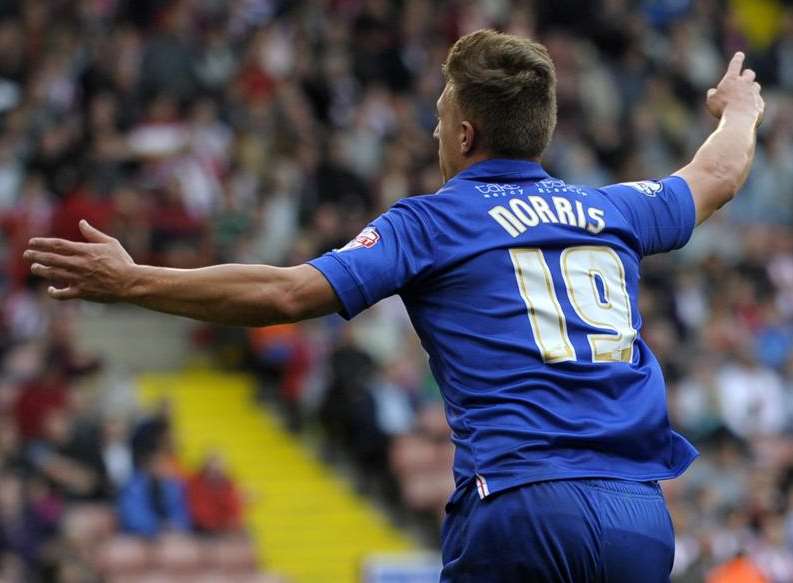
[24,219,136,302]
[705,52,764,127]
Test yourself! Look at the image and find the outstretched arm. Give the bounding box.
[24,220,341,326]
[674,52,765,225]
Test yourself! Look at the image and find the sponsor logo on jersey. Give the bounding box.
[537,179,586,196]
[619,180,662,197]
[475,183,523,198]
[338,226,380,251]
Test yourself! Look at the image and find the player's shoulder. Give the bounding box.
[386,185,460,219]
[373,193,440,239]
[592,176,695,224]
[596,176,692,200]
[385,192,437,219]
[390,191,439,209]
[598,179,665,198]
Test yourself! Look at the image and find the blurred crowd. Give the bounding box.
[0,0,792,581]
[0,303,271,581]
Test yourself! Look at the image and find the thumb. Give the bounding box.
[79,219,113,243]
[706,88,717,99]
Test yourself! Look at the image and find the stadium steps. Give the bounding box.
[77,305,198,372]
[137,370,413,583]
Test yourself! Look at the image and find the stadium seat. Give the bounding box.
[62,503,117,545]
[242,574,289,583]
[183,572,228,583]
[151,533,205,574]
[109,570,177,583]
[190,571,286,583]
[95,536,151,576]
[203,534,258,572]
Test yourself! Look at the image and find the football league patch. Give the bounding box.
[338,226,380,252]
[619,180,663,197]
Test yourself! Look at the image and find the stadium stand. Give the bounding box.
[137,370,411,582]
[0,0,792,581]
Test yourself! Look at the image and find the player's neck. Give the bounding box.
[455,153,540,175]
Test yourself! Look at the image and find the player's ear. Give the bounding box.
[460,120,475,155]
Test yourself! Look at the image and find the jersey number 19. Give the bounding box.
[509,246,637,364]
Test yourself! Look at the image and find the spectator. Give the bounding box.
[0,471,56,577]
[25,408,102,500]
[14,359,69,441]
[187,453,243,534]
[716,346,788,438]
[131,398,173,468]
[98,417,135,493]
[117,448,191,538]
[706,553,768,583]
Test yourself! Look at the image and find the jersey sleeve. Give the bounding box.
[600,175,696,256]
[307,201,435,320]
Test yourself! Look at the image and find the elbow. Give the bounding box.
[251,265,335,327]
[276,291,304,323]
[241,267,305,327]
[273,269,310,324]
[243,287,301,327]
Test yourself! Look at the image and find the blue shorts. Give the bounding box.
[440,478,675,583]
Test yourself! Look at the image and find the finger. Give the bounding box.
[753,81,761,92]
[30,263,77,282]
[79,220,114,244]
[27,237,91,255]
[726,51,745,77]
[23,250,80,269]
[48,285,82,301]
[741,68,756,82]
[707,88,717,99]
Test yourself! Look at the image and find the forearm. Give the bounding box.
[25,221,342,321]
[125,263,308,326]
[692,108,757,190]
[675,108,759,224]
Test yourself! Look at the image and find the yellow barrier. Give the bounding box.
[138,370,413,583]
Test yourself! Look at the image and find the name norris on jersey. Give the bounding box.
[488,195,606,237]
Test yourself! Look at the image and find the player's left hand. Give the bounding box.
[24,219,136,302]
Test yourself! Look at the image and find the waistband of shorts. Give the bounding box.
[573,478,663,497]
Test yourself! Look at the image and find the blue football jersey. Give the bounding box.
[309,158,699,498]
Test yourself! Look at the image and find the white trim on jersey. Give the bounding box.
[475,474,490,499]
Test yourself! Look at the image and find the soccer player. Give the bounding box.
[25,30,763,582]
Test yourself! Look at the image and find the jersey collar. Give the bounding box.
[453,158,550,182]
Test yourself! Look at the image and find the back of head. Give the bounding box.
[443,30,557,160]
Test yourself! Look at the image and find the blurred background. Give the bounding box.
[0,0,792,581]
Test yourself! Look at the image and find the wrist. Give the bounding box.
[123,264,155,302]
[722,105,760,126]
